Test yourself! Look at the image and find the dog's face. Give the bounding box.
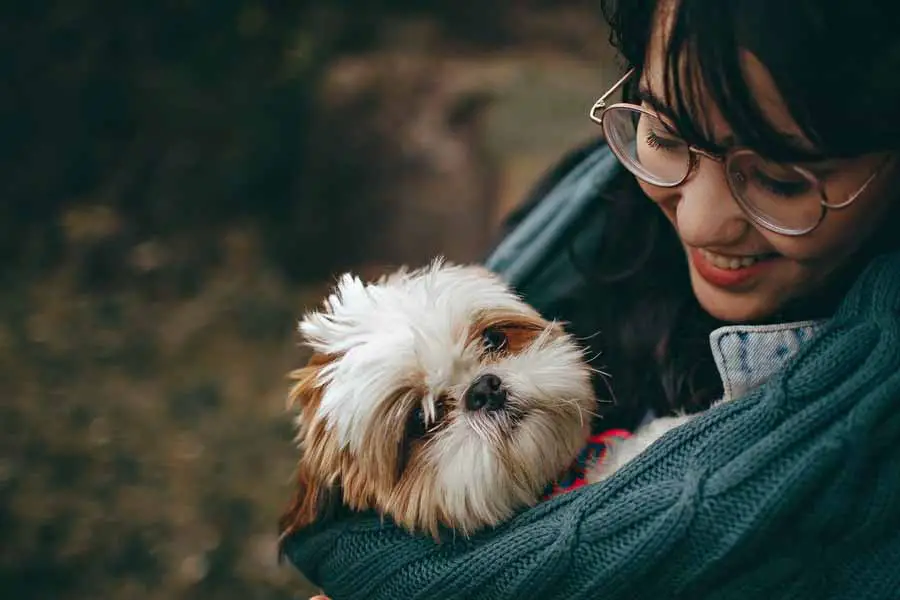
[279,260,595,540]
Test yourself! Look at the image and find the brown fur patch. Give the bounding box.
[386,448,444,539]
[357,386,419,488]
[278,357,336,545]
[278,355,432,547]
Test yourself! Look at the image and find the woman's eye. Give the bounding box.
[750,168,812,197]
[482,327,508,352]
[644,130,683,152]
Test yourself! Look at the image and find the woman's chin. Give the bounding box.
[689,268,784,324]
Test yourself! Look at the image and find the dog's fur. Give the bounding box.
[278,259,692,543]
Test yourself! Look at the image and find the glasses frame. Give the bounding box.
[589,68,886,236]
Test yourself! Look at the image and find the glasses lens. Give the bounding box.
[726,151,825,233]
[602,106,691,186]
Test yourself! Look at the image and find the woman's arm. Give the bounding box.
[282,250,900,600]
[283,438,709,600]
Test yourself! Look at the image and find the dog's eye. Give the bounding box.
[482,326,508,352]
[407,406,427,438]
[406,401,446,439]
[433,398,446,423]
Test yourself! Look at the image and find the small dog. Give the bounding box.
[277,259,689,541]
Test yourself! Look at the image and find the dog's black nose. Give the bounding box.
[465,374,506,411]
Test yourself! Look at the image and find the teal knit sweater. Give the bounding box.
[283,250,900,599]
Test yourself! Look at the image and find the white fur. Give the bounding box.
[295,258,598,533]
[300,259,544,452]
[587,413,695,482]
[587,396,735,483]
[425,331,596,531]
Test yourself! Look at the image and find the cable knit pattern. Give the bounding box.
[283,250,900,599]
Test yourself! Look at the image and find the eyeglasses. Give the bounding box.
[589,68,887,236]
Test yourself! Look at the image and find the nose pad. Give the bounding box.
[465,374,506,411]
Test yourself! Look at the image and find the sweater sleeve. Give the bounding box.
[279,390,820,600]
[282,252,900,600]
[283,449,708,600]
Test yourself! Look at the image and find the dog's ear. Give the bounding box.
[286,354,331,411]
[278,354,343,552]
[277,459,341,544]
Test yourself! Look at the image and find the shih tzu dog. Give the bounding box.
[277,259,689,542]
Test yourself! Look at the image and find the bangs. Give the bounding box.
[663,1,827,162]
[601,0,900,163]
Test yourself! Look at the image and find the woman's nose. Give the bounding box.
[667,156,749,247]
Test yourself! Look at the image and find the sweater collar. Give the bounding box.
[709,319,827,402]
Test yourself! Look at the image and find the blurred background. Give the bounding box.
[0,2,621,598]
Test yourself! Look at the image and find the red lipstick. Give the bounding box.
[689,248,778,289]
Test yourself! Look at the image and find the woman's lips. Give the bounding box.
[689,247,780,289]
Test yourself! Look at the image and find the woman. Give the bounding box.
[287,0,900,597]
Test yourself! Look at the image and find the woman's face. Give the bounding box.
[638,33,899,323]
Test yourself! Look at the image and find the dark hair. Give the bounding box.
[603,0,900,161]
[564,0,900,429]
